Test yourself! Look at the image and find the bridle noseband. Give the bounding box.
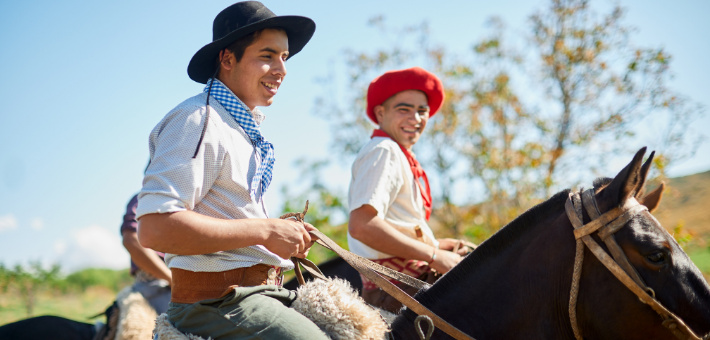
[566,188,707,340]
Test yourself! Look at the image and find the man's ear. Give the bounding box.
[219,50,234,71]
[639,182,665,213]
[374,105,385,125]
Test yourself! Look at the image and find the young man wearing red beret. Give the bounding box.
[347,67,470,313]
[136,2,328,339]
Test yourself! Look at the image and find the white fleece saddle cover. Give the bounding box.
[113,286,159,340]
[153,278,391,340]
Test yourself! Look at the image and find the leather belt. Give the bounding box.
[170,264,282,304]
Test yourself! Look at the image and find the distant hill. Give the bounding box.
[428,170,710,243]
[652,170,710,238]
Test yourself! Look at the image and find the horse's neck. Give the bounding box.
[392,211,577,340]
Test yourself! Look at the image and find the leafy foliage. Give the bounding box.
[0,262,131,317]
[64,268,132,293]
[0,262,61,317]
[312,0,704,241]
[280,159,350,264]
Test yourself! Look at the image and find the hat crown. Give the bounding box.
[213,1,276,42]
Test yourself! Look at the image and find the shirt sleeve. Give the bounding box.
[119,194,139,234]
[136,104,223,219]
[348,143,404,218]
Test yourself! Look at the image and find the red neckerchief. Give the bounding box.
[371,129,432,220]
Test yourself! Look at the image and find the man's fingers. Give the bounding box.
[293,249,309,259]
[303,223,320,241]
[299,238,307,254]
[294,221,313,243]
[304,240,316,251]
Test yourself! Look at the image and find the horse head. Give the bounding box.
[390,147,709,340]
[577,147,710,339]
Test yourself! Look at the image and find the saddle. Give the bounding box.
[152,278,390,340]
[93,285,158,340]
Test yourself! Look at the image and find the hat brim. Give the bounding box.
[188,15,315,84]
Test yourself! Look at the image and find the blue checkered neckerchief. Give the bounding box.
[204,78,275,200]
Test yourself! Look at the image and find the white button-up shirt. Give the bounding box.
[347,137,438,259]
[137,92,294,272]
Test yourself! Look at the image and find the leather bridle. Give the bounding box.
[566,189,708,340]
[286,194,708,340]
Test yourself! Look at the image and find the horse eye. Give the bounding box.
[647,252,666,264]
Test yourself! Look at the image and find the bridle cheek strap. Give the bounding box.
[566,189,704,340]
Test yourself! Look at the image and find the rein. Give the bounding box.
[282,202,475,340]
[566,189,707,340]
[286,191,707,340]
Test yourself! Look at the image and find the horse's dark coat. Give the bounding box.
[391,149,710,340]
[0,315,96,340]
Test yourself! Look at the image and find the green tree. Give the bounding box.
[314,0,704,242]
[2,262,61,317]
[280,158,349,264]
[64,268,132,293]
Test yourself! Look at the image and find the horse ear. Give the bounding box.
[639,182,665,213]
[634,151,656,199]
[606,147,647,206]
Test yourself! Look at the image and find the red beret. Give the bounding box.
[366,67,445,124]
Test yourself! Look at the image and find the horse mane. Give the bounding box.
[411,188,573,307]
[411,178,615,309]
[593,177,613,192]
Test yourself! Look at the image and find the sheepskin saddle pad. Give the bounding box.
[112,285,159,340]
[153,278,390,340]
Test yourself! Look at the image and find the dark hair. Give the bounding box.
[215,27,286,69]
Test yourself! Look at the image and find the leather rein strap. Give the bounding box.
[308,228,476,340]
[282,202,474,339]
[566,189,705,340]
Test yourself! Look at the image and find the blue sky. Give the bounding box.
[0,0,708,272]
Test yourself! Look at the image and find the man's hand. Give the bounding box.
[429,249,462,274]
[263,219,318,259]
[437,238,471,255]
[296,222,319,259]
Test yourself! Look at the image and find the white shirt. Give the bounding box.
[137,92,294,272]
[347,137,438,259]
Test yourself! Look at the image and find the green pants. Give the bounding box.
[166,285,329,340]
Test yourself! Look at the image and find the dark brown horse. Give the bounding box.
[391,148,710,339]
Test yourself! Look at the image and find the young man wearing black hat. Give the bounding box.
[135,2,328,339]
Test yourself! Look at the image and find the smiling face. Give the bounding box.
[217,28,289,110]
[374,90,430,150]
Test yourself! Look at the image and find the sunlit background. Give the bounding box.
[1,0,708,273]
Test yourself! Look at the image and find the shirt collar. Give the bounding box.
[204,79,266,126]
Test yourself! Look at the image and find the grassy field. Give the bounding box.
[0,285,119,326]
[689,246,710,282]
[1,248,708,327]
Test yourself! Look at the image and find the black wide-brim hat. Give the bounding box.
[188,1,316,84]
